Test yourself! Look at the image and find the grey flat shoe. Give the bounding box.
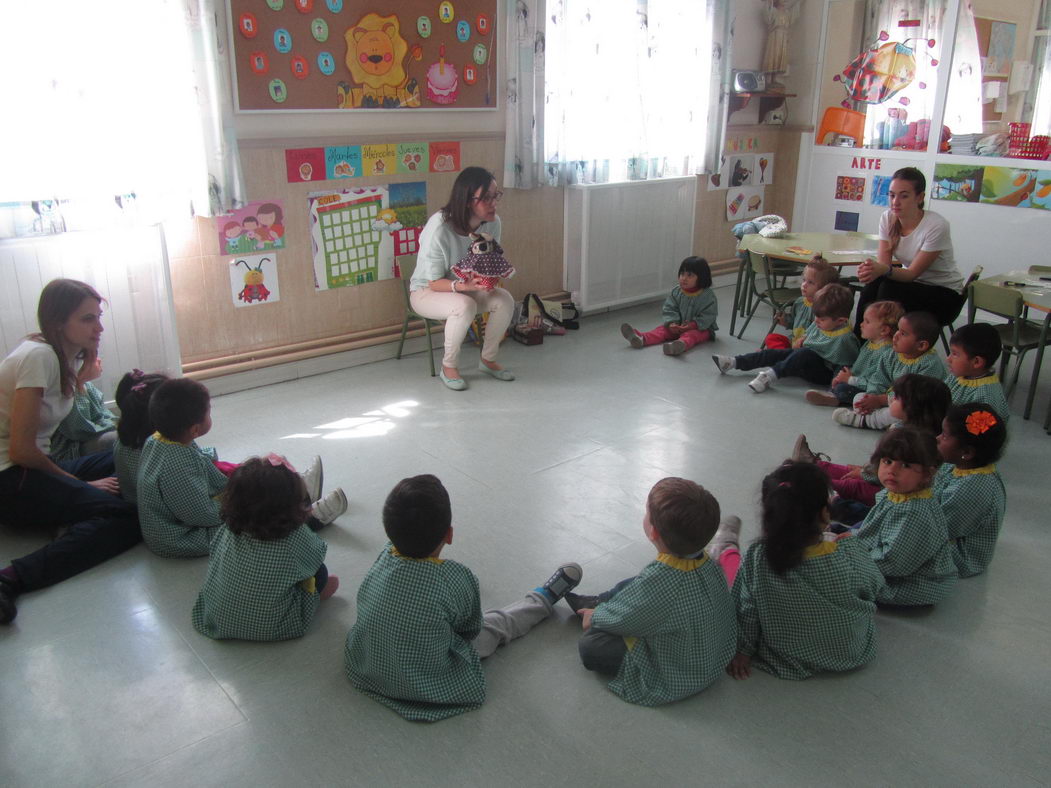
[478,363,514,381]
[439,370,468,391]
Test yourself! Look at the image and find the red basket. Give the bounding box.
[1009,122,1032,156]
[1017,135,1050,160]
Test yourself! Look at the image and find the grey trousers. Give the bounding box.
[474,591,553,659]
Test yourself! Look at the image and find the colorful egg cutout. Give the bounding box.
[290,55,309,79]
[438,2,454,23]
[268,79,287,103]
[456,20,470,42]
[249,51,269,74]
[274,29,293,53]
[239,13,258,38]
[463,64,477,84]
[472,43,487,65]
[317,51,335,75]
[311,18,328,41]
[417,16,432,38]
[476,14,490,35]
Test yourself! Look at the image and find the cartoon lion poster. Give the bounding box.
[338,13,421,109]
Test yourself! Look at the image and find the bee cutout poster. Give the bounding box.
[229,1,498,111]
[229,254,281,307]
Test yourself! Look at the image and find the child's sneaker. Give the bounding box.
[833,408,868,428]
[320,575,340,600]
[748,369,777,392]
[805,390,839,407]
[300,455,323,502]
[712,354,735,373]
[536,562,583,604]
[310,487,348,528]
[564,591,601,615]
[663,339,687,356]
[791,434,829,464]
[706,516,742,561]
[620,323,644,348]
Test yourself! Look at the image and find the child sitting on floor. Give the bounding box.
[50,378,117,462]
[834,310,948,430]
[945,323,1010,419]
[806,300,903,407]
[935,404,1008,577]
[728,461,884,681]
[139,378,345,558]
[565,477,738,706]
[344,474,582,722]
[112,370,170,505]
[620,256,718,356]
[851,427,958,606]
[766,255,839,350]
[192,455,339,641]
[714,283,860,393]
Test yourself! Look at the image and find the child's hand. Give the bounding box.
[844,464,863,479]
[88,476,120,495]
[579,608,595,631]
[77,350,103,385]
[774,310,787,327]
[668,323,685,336]
[854,394,882,414]
[727,652,752,680]
[832,367,851,386]
[834,530,853,541]
[791,335,805,349]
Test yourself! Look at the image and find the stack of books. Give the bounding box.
[948,133,981,155]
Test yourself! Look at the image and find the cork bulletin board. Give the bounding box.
[229,0,499,111]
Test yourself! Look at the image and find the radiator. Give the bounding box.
[563,177,697,312]
[0,224,182,399]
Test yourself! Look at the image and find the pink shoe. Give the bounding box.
[320,575,340,600]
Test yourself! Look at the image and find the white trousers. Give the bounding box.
[473,591,552,659]
[409,286,515,368]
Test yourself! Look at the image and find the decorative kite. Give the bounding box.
[834,31,938,108]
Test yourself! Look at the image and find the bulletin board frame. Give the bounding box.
[227,0,499,113]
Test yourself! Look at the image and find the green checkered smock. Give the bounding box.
[866,349,948,393]
[49,382,116,462]
[660,286,719,332]
[945,374,1010,422]
[847,340,894,391]
[192,524,326,640]
[856,488,958,605]
[802,324,861,369]
[733,537,884,680]
[787,296,813,341]
[590,553,736,706]
[935,463,1006,578]
[112,440,141,505]
[345,545,485,722]
[138,433,226,558]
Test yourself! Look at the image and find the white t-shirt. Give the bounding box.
[878,209,963,292]
[0,339,73,471]
[409,211,502,291]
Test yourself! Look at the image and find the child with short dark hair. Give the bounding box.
[852,427,958,605]
[945,323,1009,419]
[806,299,903,407]
[565,477,738,706]
[729,462,884,681]
[620,256,717,356]
[935,404,1008,577]
[112,370,170,505]
[714,283,861,393]
[192,455,338,640]
[765,255,840,349]
[835,310,948,429]
[344,474,581,722]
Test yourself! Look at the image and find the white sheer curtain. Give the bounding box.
[503,0,546,190]
[0,0,244,236]
[1026,0,1051,135]
[540,0,729,186]
[943,1,982,136]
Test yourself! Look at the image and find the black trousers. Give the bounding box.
[853,276,963,337]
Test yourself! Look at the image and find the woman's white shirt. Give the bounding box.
[878,209,963,292]
[0,340,73,471]
[409,211,502,291]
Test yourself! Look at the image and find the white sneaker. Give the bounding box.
[748,369,776,392]
[833,408,866,428]
[620,323,644,348]
[311,487,348,527]
[712,354,734,373]
[300,455,323,502]
[707,516,742,561]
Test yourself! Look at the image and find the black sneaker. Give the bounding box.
[0,575,19,625]
[539,562,583,604]
[564,591,601,614]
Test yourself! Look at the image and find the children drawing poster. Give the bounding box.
[835,176,865,201]
[978,166,1039,208]
[707,155,730,191]
[726,186,764,221]
[931,164,984,203]
[755,153,775,185]
[218,201,287,255]
[229,254,280,307]
[308,182,427,290]
[870,175,892,206]
[229,1,498,111]
[728,155,755,187]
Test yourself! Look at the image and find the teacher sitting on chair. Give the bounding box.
[409,166,516,391]
[854,166,964,335]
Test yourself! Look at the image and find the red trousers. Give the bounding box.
[639,324,712,349]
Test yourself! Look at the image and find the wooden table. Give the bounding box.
[977,271,1051,428]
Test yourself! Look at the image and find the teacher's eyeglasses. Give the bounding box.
[472,190,503,204]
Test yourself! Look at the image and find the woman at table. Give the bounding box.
[0,279,140,624]
[854,167,964,335]
[409,166,516,391]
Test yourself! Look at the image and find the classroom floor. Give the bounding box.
[2,285,1050,787]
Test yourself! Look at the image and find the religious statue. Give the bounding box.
[761,0,801,90]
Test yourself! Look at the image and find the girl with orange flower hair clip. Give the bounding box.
[934,403,1008,578]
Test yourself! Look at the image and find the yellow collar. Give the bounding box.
[955,373,1000,388]
[887,488,933,504]
[802,298,813,308]
[681,287,706,298]
[803,541,837,558]
[819,325,852,338]
[151,431,186,446]
[952,464,997,477]
[390,546,444,564]
[656,552,709,571]
[898,349,937,365]
[866,339,891,350]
